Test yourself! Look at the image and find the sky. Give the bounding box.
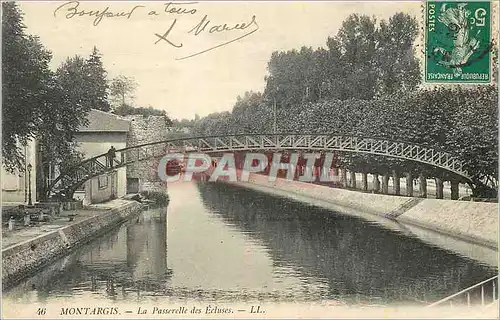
[19,1,422,120]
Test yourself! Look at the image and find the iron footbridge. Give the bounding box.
[47,134,470,198]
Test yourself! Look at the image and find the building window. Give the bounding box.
[98,175,108,189]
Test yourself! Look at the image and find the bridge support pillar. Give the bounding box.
[450,181,459,200]
[331,168,338,183]
[349,171,356,189]
[381,173,389,194]
[419,174,427,198]
[341,168,347,188]
[405,172,413,197]
[372,174,380,193]
[393,171,400,195]
[435,178,444,199]
[361,172,368,191]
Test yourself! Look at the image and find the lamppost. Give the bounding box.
[273,86,279,134]
[24,148,28,203]
[24,168,28,203]
[27,163,32,205]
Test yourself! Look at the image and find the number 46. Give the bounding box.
[470,8,487,27]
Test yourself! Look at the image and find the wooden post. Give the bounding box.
[393,170,400,195]
[451,181,459,200]
[405,172,413,197]
[419,174,427,198]
[435,178,444,199]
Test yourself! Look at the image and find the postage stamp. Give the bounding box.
[425,1,492,83]
[1,0,499,319]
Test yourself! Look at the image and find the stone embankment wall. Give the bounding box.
[226,174,498,249]
[2,201,142,289]
[125,115,170,191]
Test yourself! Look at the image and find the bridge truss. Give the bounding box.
[47,134,471,198]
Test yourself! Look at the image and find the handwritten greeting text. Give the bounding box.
[53,1,260,60]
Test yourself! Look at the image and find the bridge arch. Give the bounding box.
[47,134,471,198]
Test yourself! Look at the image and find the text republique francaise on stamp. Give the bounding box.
[425,1,492,83]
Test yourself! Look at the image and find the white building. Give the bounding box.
[73,109,130,204]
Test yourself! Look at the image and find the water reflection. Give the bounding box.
[3,182,497,306]
[5,208,171,302]
[196,182,497,305]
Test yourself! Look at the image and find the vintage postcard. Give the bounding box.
[1,0,499,319]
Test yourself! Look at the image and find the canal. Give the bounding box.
[4,181,497,306]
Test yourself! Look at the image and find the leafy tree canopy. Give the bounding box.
[191,11,498,197]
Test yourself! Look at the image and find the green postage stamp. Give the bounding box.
[425,1,492,83]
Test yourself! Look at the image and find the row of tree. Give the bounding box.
[3,2,101,174]
[264,13,420,107]
[191,12,498,196]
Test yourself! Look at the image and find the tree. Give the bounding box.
[231,91,267,133]
[172,118,196,129]
[33,54,97,198]
[374,13,420,95]
[55,55,94,115]
[192,112,233,136]
[263,12,421,107]
[327,14,379,100]
[189,10,496,197]
[264,47,325,110]
[2,2,52,172]
[85,46,110,111]
[110,75,137,108]
[3,3,105,198]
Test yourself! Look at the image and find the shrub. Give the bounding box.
[140,190,169,207]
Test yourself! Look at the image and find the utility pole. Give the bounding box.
[273,97,277,134]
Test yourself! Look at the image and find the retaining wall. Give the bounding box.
[125,115,170,183]
[227,174,498,249]
[2,200,142,289]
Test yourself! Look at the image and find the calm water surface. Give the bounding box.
[4,181,497,305]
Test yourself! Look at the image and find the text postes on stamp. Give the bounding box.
[425,1,491,83]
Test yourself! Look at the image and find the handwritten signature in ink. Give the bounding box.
[155,13,259,60]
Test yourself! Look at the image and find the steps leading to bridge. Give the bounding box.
[385,198,424,219]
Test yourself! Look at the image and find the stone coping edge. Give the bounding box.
[1,201,142,289]
[395,215,498,250]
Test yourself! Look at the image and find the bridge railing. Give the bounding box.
[427,275,498,308]
[46,134,473,198]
